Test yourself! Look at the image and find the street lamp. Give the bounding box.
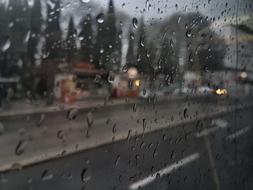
[127,67,138,79]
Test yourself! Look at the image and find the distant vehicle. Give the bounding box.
[196,86,214,95]
[215,88,228,96]
[173,87,196,95]
[111,73,141,98]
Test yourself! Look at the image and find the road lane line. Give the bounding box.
[196,119,228,138]
[226,126,251,141]
[128,153,200,190]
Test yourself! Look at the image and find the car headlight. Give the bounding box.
[215,88,227,95]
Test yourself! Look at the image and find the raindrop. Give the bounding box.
[170,151,175,160]
[177,16,181,23]
[81,168,90,183]
[115,155,120,167]
[23,31,31,43]
[140,39,145,47]
[169,39,174,48]
[57,130,65,139]
[100,48,104,54]
[8,22,14,28]
[86,112,93,127]
[132,17,138,29]
[142,119,147,131]
[143,88,147,96]
[1,39,11,52]
[118,32,122,39]
[112,123,117,134]
[36,114,45,127]
[0,122,5,135]
[108,71,115,83]
[27,0,34,8]
[175,4,178,10]
[41,170,54,181]
[96,13,105,24]
[15,140,27,156]
[130,33,135,40]
[186,30,192,38]
[80,0,90,3]
[17,59,23,68]
[183,108,188,118]
[67,108,79,120]
[133,104,137,112]
[127,130,132,141]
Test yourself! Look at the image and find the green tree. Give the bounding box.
[64,17,77,63]
[0,4,9,77]
[45,0,62,59]
[136,18,152,74]
[79,14,93,62]
[126,28,136,67]
[8,0,31,76]
[94,0,120,71]
[28,0,43,66]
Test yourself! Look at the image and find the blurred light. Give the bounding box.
[127,67,138,79]
[134,80,141,87]
[215,88,227,95]
[240,72,248,79]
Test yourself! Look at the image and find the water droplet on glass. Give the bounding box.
[112,123,117,134]
[81,168,88,183]
[57,130,65,139]
[108,71,115,83]
[186,30,192,38]
[100,48,104,54]
[27,0,34,8]
[37,114,45,127]
[177,16,181,23]
[80,0,90,3]
[96,13,105,24]
[142,119,147,131]
[23,31,31,43]
[17,59,23,68]
[15,140,27,156]
[170,151,175,160]
[133,104,137,112]
[170,39,174,48]
[67,108,79,120]
[132,17,138,29]
[115,155,120,167]
[175,4,178,10]
[183,108,188,118]
[1,39,11,52]
[41,170,54,181]
[0,122,5,135]
[86,112,93,127]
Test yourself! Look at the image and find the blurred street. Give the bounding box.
[0,96,252,190]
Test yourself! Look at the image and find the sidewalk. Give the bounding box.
[0,94,191,117]
[0,94,247,117]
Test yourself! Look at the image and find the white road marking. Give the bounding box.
[128,153,200,190]
[226,126,251,141]
[196,119,228,138]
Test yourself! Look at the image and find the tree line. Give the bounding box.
[0,0,226,84]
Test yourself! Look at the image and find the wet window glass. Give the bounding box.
[0,0,253,190]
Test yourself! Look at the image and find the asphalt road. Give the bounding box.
[0,96,252,190]
[0,96,250,171]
